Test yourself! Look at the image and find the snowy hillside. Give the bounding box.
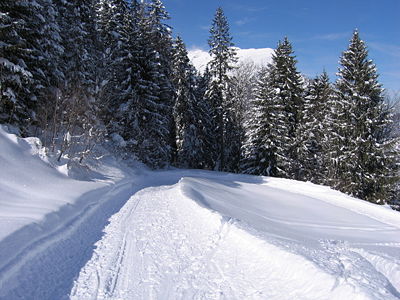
[188,47,274,73]
[1,127,400,299]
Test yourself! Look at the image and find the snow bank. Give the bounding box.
[0,126,138,298]
[0,127,119,284]
[0,127,104,240]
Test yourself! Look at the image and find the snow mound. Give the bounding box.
[188,47,274,73]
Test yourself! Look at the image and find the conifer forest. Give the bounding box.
[1,0,399,208]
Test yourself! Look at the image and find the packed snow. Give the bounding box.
[188,47,274,73]
[0,127,399,299]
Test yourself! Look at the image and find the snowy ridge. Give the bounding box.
[188,47,274,73]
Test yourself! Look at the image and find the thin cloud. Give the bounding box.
[199,25,211,31]
[229,4,269,13]
[313,32,350,41]
[234,17,255,26]
[369,42,400,58]
[235,31,273,42]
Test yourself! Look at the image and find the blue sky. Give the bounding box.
[164,0,400,92]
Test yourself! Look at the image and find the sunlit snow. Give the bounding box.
[0,127,399,299]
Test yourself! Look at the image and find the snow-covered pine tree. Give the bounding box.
[126,0,174,168]
[45,0,103,160]
[172,37,209,168]
[94,0,129,109]
[229,62,258,172]
[298,71,333,183]
[193,66,215,169]
[241,66,278,176]
[331,30,399,204]
[206,7,238,171]
[94,0,141,154]
[243,38,304,178]
[0,0,34,129]
[0,0,62,134]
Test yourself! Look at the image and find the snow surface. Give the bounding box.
[0,127,400,299]
[188,47,274,73]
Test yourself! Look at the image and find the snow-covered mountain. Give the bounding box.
[188,47,274,73]
[1,126,400,299]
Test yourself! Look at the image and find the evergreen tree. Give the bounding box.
[127,0,174,168]
[95,0,141,152]
[0,0,34,128]
[298,71,333,183]
[43,0,103,160]
[0,0,62,133]
[331,30,399,204]
[229,62,258,172]
[242,38,304,178]
[206,7,238,171]
[241,66,277,176]
[194,66,215,169]
[172,37,209,168]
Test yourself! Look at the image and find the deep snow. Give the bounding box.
[0,127,399,299]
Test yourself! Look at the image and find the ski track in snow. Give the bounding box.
[0,179,135,300]
[70,178,400,300]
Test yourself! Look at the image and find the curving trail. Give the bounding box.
[71,175,400,300]
[1,170,400,299]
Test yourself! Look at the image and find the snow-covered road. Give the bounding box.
[70,173,400,300]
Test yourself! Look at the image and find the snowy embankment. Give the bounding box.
[1,127,400,299]
[0,126,138,298]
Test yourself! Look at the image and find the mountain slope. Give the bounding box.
[188,47,274,73]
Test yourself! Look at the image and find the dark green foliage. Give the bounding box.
[0,0,62,133]
[298,71,333,183]
[329,31,399,204]
[172,37,209,168]
[206,7,238,171]
[241,38,304,179]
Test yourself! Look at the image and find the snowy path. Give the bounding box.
[71,175,400,300]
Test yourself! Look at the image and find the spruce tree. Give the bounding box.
[128,0,174,168]
[241,66,277,176]
[0,0,62,133]
[298,71,333,183]
[242,38,304,178]
[172,37,209,168]
[206,7,238,171]
[229,62,258,172]
[331,30,399,204]
[95,0,140,151]
[0,0,34,128]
